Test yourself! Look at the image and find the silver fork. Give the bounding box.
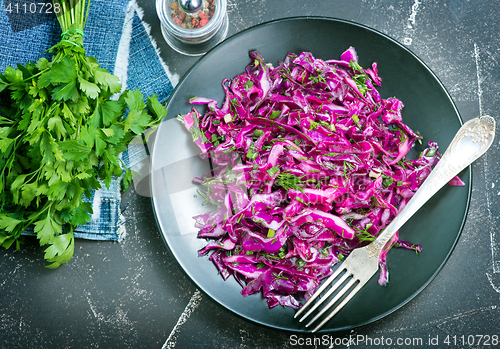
[294,115,496,332]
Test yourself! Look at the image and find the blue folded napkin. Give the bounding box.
[0,0,178,240]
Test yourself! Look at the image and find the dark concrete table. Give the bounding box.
[2,1,500,348]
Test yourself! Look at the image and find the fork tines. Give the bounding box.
[295,245,379,332]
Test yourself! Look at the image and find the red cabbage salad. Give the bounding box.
[177,47,464,309]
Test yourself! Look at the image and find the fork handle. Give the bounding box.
[370,116,495,255]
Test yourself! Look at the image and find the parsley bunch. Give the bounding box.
[0,0,167,267]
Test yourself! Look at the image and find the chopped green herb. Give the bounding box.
[296,259,306,268]
[273,272,289,280]
[244,80,254,92]
[269,111,281,119]
[267,229,276,238]
[246,145,258,160]
[253,129,264,137]
[382,175,394,188]
[266,166,279,177]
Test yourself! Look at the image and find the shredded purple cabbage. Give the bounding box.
[178,47,464,309]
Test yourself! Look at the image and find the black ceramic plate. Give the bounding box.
[150,17,470,332]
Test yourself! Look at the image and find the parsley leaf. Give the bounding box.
[78,77,100,99]
[0,0,168,268]
[44,232,74,269]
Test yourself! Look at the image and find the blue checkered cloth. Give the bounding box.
[0,0,176,240]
